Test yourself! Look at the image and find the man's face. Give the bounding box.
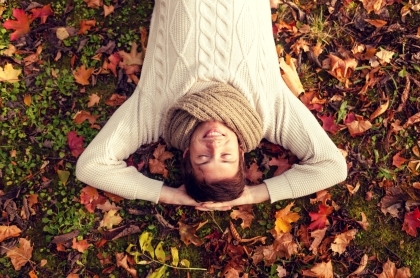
[186,121,241,182]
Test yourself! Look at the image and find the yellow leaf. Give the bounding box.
[274,202,300,235]
[180,259,190,268]
[148,265,167,278]
[170,247,179,267]
[139,231,155,259]
[0,225,22,242]
[0,63,21,83]
[99,209,123,229]
[57,170,70,186]
[279,56,304,97]
[155,242,166,263]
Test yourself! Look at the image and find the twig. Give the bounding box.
[207,211,223,233]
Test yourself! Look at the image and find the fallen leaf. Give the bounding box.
[246,162,263,184]
[290,38,310,55]
[100,209,123,229]
[274,202,300,235]
[392,151,407,168]
[301,260,333,278]
[106,52,121,76]
[310,190,332,205]
[327,54,358,86]
[0,63,22,83]
[360,0,386,14]
[178,220,207,246]
[104,93,127,106]
[331,229,357,255]
[67,131,85,158]
[74,65,94,85]
[0,225,22,242]
[348,254,368,276]
[376,49,395,64]
[279,56,304,97]
[376,258,412,278]
[299,90,325,112]
[78,19,96,34]
[88,93,101,107]
[308,204,333,231]
[356,212,370,231]
[23,95,32,106]
[230,205,254,229]
[23,45,43,66]
[403,112,420,128]
[3,44,17,56]
[273,232,299,259]
[103,5,114,17]
[318,114,343,135]
[2,9,31,41]
[30,4,54,24]
[71,238,90,253]
[118,42,143,74]
[148,144,174,178]
[84,0,103,8]
[402,207,420,237]
[369,98,389,121]
[115,252,138,278]
[268,156,291,177]
[96,200,122,212]
[365,19,387,28]
[309,227,327,255]
[345,113,372,137]
[57,169,70,186]
[6,238,33,270]
[346,182,360,195]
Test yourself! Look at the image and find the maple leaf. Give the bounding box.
[268,156,291,177]
[299,91,325,112]
[310,189,331,205]
[0,225,21,242]
[0,63,22,83]
[344,113,372,137]
[273,232,299,259]
[30,4,54,24]
[119,42,144,66]
[6,238,33,270]
[67,131,85,158]
[330,229,357,255]
[100,209,123,229]
[327,54,358,86]
[290,38,310,55]
[230,205,254,229]
[104,93,127,106]
[74,65,94,85]
[84,0,103,8]
[80,185,107,212]
[392,151,407,168]
[301,260,333,278]
[78,19,96,34]
[3,9,31,41]
[360,0,387,14]
[376,258,412,278]
[309,227,327,255]
[376,49,395,64]
[246,162,263,184]
[88,93,101,107]
[178,220,207,246]
[402,207,420,237]
[96,200,122,212]
[308,204,333,231]
[148,144,174,178]
[273,202,300,235]
[72,237,90,253]
[317,114,343,135]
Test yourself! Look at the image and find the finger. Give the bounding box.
[195,206,232,211]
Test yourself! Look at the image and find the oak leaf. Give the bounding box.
[178,220,207,246]
[100,209,123,229]
[74,65,94,85]
[273,202,300,235]
[72,238,90,253]
[148,144,174,178]
[308,204,333,231]
[67,131,85,158]
[30,4,54,24]
[0,63,22,83]
[402,207,420,237]
[6,238,33,270]
[0,225,21,242]
[330,229,357,255]
[2,9,31,41]
[230,205,254,229]
[78,19,96,34]
[246,162,263,184]
[104,93,127,106]
[376,258,412,278]
[301,260,333,278]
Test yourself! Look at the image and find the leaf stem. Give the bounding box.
[141,254,207,271]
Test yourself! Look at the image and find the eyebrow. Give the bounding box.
[195,159,238,166]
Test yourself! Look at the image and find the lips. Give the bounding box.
[204,129,224,138]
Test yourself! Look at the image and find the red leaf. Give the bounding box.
[268,156,291,177]
[402,208,420,237]
[80,186,106,213]
[392,151,407,169]
[107,52,121,77]
[317,114,342,135]
[3,9,31,41]
[246,162,263,185]
[308,204,333,231]
[67,131,85,158]
[30,4,54,24]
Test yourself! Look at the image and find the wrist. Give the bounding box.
[246,183,270,203]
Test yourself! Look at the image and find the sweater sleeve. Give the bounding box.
[75,89,164,203]
[262,82,348,203]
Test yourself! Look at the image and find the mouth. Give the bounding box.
[204,129,224,138]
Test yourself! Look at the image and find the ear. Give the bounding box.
[183,148,189,158]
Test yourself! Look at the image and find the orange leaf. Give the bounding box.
[88,93,101,107]
[345,113,372,137]
[78,19,96,34]
[148,144,174,178]
[115,253,138,278]
[230,205,254,229]
[84,0,103,8]
[364,19,387,28]
[80,186,106,213]
[6,238,33,270]
[246,162,263,184]
[3,9,31,41]
[103,5,114,17]
[178,221,207,246]
[74,65,94,85]
[72,238,90,253]
[274,202,300,235]
[0,225,22,242]
[301,260,333,278]
[330,229,357,255]
[104,93,127,106]
[376,259,412,278]
[369,98,389,121]
[73,110,99,125]
[30,4,54,24]
[392,151,407,168]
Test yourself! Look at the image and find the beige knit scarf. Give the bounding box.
[163,84,263,152]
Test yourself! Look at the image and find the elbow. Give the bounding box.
[75,152,91,184]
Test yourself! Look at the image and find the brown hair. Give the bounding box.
[181,149,246,202]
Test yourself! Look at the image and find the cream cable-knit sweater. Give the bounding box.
[76,0,347,203]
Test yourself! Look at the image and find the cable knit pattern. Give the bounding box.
[76,0,347,204]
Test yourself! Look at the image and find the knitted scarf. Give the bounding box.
[163,84,263,152]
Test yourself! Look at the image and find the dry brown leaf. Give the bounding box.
[84,0,103,9]
[73,110,99,125]
[348,254,368,277]
[309,227,327,255]
[118,42,143,66]
[104,93,127,106]
[273,232,299,259]
[356,212,370,231]
[376,49,395,64]
[71,238,90,253]
[73,65,94,85]
[310,190,332,205]
[365,19,387,28]
[246,162,263,184]
[301,260,333,278]
[6,238,33,270]
[103,5,114,17]
[230,205,254,229]
[346,182,360,195]
[331,229,357,255]
[3,44,17,56]
[100,209,123,229]
[96,200,122,213]
[290,38,310,55]
[148,144,174,178]
[327,54,358,86]
[376,258,411,278]
[346,115,372,137]
[0,225,22,242]
[370,98,389,121]
[88,93,101,107]
[115,252,138,278]
[279,56,304,97]
[178,220,207,246]
[360,0,386,14]
[403,112,420,128]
